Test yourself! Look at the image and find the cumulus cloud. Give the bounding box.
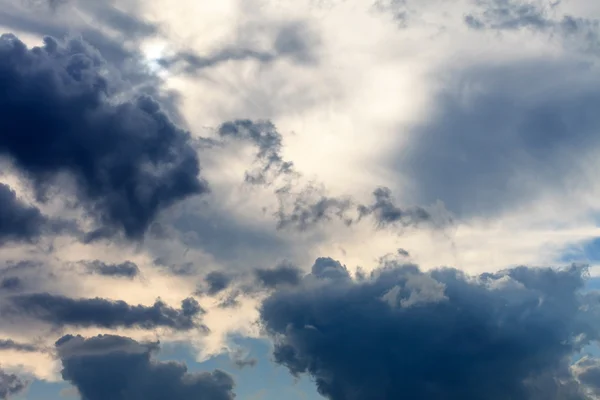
[56,334,236,400]
[6,294,205,331]
[260,260,600,399]
[0,33,207,239]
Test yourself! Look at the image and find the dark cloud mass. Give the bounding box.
[84,260,140,279]
[8,293,205,331]
[56,334,236,400]
[254,263,303,288]
[0,33,207,239]
[0,369,26,400]
[0,183,49,244]
[260,260,600,399]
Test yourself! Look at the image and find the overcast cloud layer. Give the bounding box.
[3,0,600,399]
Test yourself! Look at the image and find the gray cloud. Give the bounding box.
[394,59,600,217]
[203,271,232,296]
[0,34,207,239]
[260,260,600,399]
[217,119,437,231]
[218,119,296,185]
[0,183,72,245]
[464,0,600,54]
[0,369,26,400]
[158,21,318,75]
[83,261,140,279]
[254,263,303,288]
[56,334,236,400]
[7,294,206,331]
[0,277,21,291]
[0,338,38,352]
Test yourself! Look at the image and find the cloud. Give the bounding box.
[83,261,140,279]
[0,183,64,245]
[216,119,438,231]
[218,119,296,185]
[260,260,600,399]
[573,356,600,398]
[56,334,236,400]
[394,58,600,217]
[157,20,318,74]
[254,263,303,288]
[0,338,38,352]
[0,33,207,239]
[203,271,232,296]
[0,277,21,291]
[7,293,205,331]
[0,369,26,400]
[464,0,600,54]
[357,187,431,228]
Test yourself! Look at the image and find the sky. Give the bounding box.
[4,0,600,399]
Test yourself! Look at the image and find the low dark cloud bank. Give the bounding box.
[56,334,236,400]
[260,259,600,399]
[8,293,205,331]
[0,33,207,239]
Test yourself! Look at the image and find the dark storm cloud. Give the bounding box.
[395,59,600,217]
[0,369,26,400]
[0,183,67,244]
[0,34,207,239]
[0,338,38,352]
[56,334,236,400]
[254,263,303,288]
[83,260,140,279]
[8,293,206,331]
[260,260,600,399]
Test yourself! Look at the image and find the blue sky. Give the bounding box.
[4,0,600,399]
